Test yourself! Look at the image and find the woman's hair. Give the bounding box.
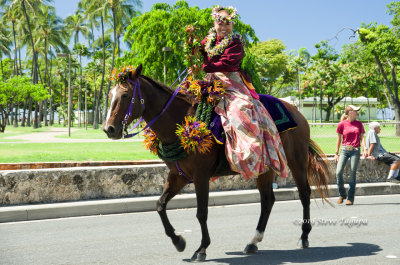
[341,105,361,121]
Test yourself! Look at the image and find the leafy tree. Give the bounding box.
[249,39,292,96]
[122,0,257,83]
[358,20,400,135]
[302,41,341,121]
[0,75,49,132]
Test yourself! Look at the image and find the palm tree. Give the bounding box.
[0,25,11,78]
[1,4,20,76]
[20,0,50,84]
[80,0,111,128]
[37,5,68,125]
[2,0,51,128]
[73,43,90,127]
[289,47,311,112]
[99,0,142,120]
[64,11,90,47]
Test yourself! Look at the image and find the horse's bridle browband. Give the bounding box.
[122,68,189,138]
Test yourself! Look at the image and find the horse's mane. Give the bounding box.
[140,75,193,105]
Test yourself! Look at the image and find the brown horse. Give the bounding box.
[102,64,332,262]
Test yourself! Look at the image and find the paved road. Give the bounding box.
[1,194,399,265]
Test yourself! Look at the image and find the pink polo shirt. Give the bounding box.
[336,120,365,147]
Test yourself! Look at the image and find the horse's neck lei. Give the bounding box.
[204,28,245,58]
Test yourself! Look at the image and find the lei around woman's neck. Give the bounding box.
[204,27,245,58]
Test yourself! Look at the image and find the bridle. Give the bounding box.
[121,68,189,138]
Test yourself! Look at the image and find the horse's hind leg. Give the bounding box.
[157,172,188,252]
[244,170,275,254]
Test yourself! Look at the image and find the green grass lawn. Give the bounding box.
[0,123,399,163]
[0,142,157,163]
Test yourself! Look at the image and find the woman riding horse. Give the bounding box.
[102,5,332,263]
[200,6,288,180]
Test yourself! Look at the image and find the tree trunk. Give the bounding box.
[33,101,39,128]
[375,56,400,136]
[99,14,106,123]
[18,47,22,76]
[22,0,38,84]
[49,49,54,125]
[13,104,19,127]
[78,53,82,127]
[104,8,117,122]
[12,21,18,76]
[319,85,322,124]
[10,103,14,125]
[92,89,97,128]
[44,38,48,126]
[27,96,32,127]
[22,98,27,127]
[85,89,87,130]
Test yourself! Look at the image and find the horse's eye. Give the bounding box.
[122,94,129,99]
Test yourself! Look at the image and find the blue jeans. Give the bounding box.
[336,147,361,202]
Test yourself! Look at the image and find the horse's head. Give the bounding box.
[102,64,143,139]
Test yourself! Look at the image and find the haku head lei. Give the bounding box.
[211,5,237,24]
[110,66,135,83]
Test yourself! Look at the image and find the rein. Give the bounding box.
[122,68,189,138]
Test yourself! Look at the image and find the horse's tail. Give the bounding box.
[307,139,333,202]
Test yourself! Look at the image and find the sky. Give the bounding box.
[53,0,395,55]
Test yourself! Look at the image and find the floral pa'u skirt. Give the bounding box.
[212,72,288,179]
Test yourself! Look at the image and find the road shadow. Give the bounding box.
[354,202,400,206]
[183,242,381,265]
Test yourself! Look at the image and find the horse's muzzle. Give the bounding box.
[102,124,122,139]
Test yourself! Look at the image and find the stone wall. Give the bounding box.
[0,158,390,206]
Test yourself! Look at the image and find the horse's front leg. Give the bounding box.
[157,172,187,252]
[190,175,210,262]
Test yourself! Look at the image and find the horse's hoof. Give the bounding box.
[190,251,206,262]
[297,238,309,249]
[174,235,186,252]
[243,244,258,254]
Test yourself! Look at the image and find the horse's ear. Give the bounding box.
[132,64,142,79]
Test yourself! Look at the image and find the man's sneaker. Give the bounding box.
[337,197,344,204]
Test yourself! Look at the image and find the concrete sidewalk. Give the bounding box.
[1,182,399,223]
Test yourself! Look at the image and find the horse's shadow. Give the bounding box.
[183,243,381,265]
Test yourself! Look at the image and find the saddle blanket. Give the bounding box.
[209,94,297,143]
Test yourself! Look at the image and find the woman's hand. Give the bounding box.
[334,154,339,163]
[188,65,201,75]
[363,150,368,158]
